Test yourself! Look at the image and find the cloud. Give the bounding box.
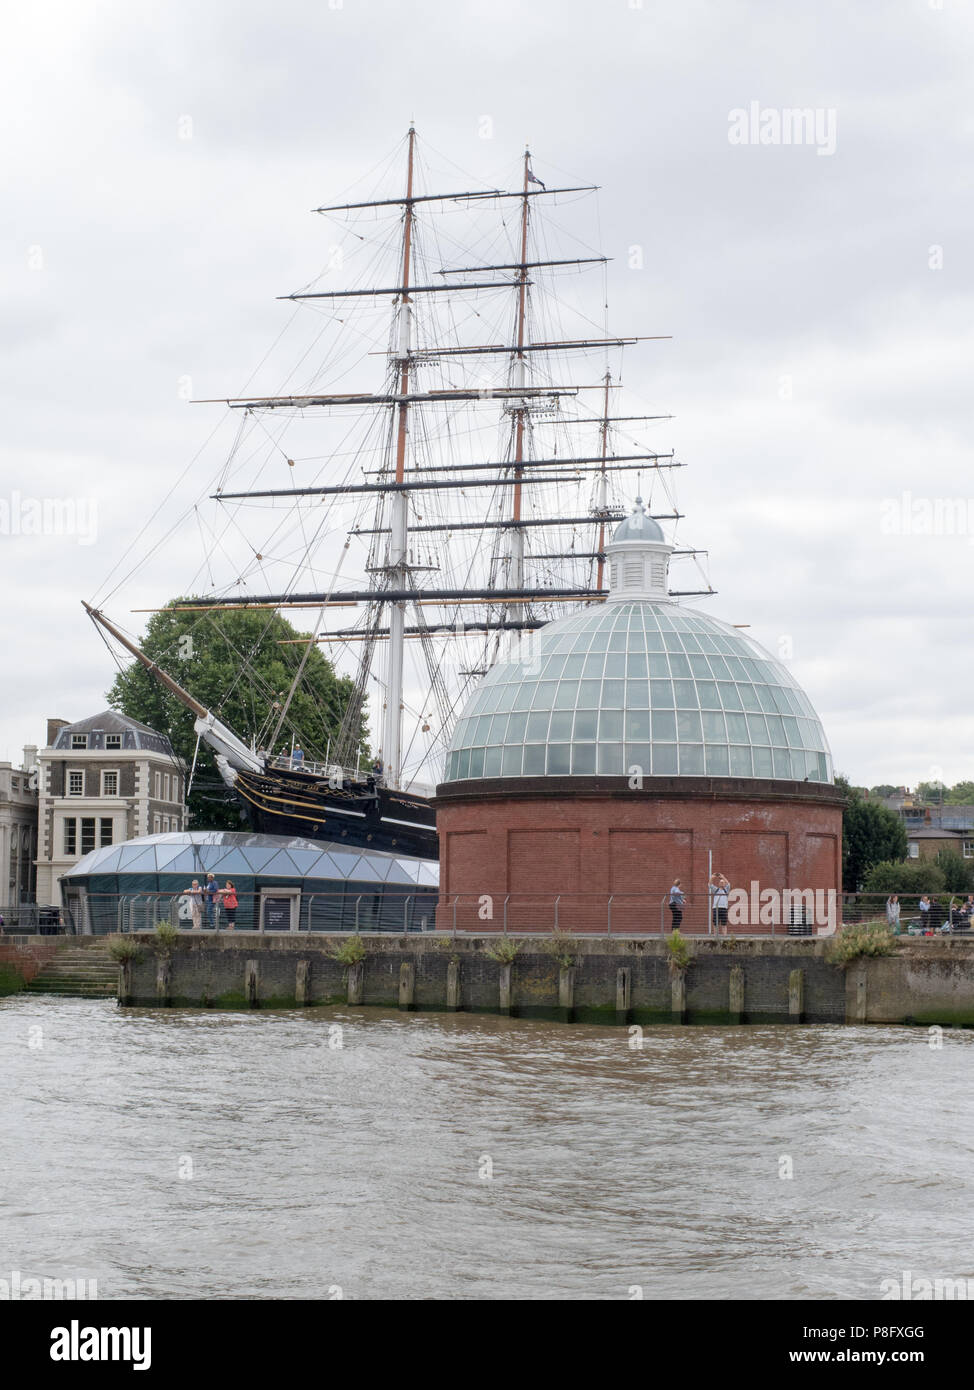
[1,0,971,790]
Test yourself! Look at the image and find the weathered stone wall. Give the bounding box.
[846,941,974,1026]
[122,934,854,1023]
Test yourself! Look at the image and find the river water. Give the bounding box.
[1,995,972,1301]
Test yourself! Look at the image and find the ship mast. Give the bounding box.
[507,148,532,633]
[383,124,417,790]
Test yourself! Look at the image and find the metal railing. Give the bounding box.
[266,756,374,784]
[0,904,62,934]
[19,887,974,940]
[841,892,974,935]
[58,889,438,936]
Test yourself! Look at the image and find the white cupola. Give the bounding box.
[605,497,674,603]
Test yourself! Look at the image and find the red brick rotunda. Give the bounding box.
[434,500,844,935]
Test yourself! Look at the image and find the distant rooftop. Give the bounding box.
[49,710,176,758]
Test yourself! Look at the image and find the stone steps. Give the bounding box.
[26,941,118,998]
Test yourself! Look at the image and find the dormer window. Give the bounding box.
[71,734,88,749]
[106,734,122,749]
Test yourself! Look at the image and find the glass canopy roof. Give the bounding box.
[64,831,439,886]
[444,602,833,784]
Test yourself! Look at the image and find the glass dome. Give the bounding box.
[444,602,833,784]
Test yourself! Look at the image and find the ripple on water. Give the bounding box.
[1,997,971,1299]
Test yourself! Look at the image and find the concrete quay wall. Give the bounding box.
[122,933,854,1025]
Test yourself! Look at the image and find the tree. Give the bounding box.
[862,860,945,896]
[916,781,945,805]
[107,600,368,830]
[869,785,899,799]
[933,848,974,893]
[836,774,909,892]
[945,781,974,806]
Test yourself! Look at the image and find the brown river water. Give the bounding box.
[1,995,972,1300]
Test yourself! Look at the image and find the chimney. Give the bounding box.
[46,717,70,747]
[22,744,38,771]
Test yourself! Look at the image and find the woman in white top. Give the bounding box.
[885,894,900,932]
[185,879,203,930]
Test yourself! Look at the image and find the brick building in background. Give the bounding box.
[35,712,187,906]
[435,500,844,933]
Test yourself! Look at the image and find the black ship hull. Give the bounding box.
[229,764,439,860]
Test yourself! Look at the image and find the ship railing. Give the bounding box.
[265,756,373,786]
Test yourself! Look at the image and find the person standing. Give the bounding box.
[668,879,685,932]
[292,745,304,769]
[184,880,202,930]
[885,894,901,933]
[220,881,238,930]
[204,873,220,929]
[716,875,731,933]
[918,894,931,933]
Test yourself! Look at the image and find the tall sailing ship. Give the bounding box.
[86,127,711,860]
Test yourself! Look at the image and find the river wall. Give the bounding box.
[108,933,940,1025]
[10,934,974,1025]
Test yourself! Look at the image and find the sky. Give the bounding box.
[2,0,972,789]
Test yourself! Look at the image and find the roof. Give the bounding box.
[62,830,439,887]
[444,599,833,785]
[50,710,176,756]
[610,497,665,545]
[906,828,966,840]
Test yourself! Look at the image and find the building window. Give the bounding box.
[71,734,88,749]
[68,770,84,797]
[106,734,122,749]
[908,843,919,859]
[155,771,161,799]
[64,819,77,855]
[102,770,119,797]
[153,814,161,834]
[964,841,974,860]
[80,818,96,855]
[100,818,113,847]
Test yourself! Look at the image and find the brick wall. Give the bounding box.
[435,775,844,933]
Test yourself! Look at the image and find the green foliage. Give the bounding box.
[665,929,692,973]
[106,599,368,830]
[944,781,974,806]
[869,785,900,799]
[915,781,945,804]
[826,920,898,965]
[541,928,577,969]
[108,938,144,963]
[153,921,179,955]
[836,775,909,891]
[933,848,974,893]
[484,937,520,964]
[329,934,367,966]
[862,860,946,895]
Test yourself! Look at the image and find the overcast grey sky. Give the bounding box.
[2,0,972,788]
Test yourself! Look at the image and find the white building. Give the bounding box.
[35,712,187,906]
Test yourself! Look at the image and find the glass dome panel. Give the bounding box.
[444,601,834,785]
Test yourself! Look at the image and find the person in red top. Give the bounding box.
[220,881,238,930]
